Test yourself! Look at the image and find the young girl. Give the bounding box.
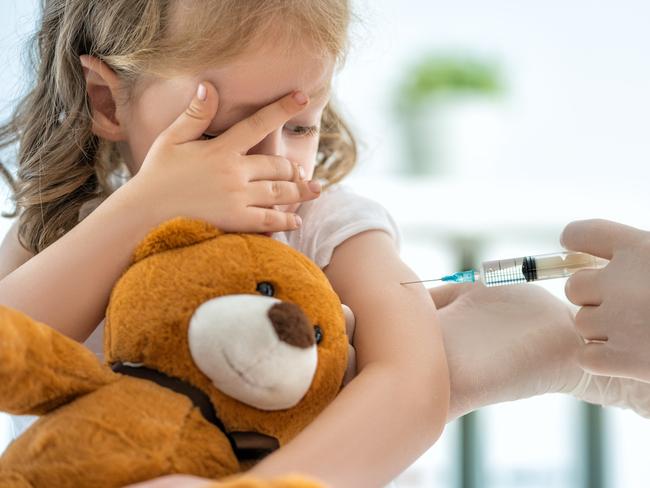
[0,1,449,486]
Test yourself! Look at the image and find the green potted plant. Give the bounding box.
[394,53,505,176]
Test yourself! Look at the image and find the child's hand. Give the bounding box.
[122,475,212,488]
[341,304,357,386]
[126,81,321,233]
[432,283,585,421]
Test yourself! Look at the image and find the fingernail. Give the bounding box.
[293,90,308,105]
[197,83,207,101]
[298,165,306,180]
[294,214,302,228]
[308,180,321,193]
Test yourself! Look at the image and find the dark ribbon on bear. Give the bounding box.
[111,362,279,461]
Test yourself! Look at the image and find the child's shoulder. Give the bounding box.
[300,184,398,233]
[285,184,402,268]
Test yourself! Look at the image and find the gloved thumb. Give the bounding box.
[428,283,472,309]
[162,81,219,145]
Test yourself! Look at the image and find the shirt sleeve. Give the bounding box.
[294,185,402,269]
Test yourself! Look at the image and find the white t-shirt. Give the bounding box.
[272,183,401,269]
[7,184,401,446]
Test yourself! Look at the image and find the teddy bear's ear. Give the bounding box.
[132,217,223,263]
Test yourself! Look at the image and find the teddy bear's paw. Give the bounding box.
[0,471,34,488]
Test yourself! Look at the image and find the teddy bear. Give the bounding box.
[0,217,349,488]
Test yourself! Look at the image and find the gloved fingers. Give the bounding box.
[575,305,609,341]
[577,342,612,376]
[565,269,602,306]
[341,304,355,342]
[577,342,635,379]
[580,344,650,384]
[561,218,644,260]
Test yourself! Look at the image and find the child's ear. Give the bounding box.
[79,54,127,142]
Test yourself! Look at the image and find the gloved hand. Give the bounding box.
[344,281,650,419]
[432,283,582,421]
[562,219,650,383]
[432,282,650,421]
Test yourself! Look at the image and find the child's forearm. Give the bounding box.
[250,360,447,488]
[250,231,449,487]
[0,183,160,341]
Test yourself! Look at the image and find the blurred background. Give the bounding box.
[1,1,650,487]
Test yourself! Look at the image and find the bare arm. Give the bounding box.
[250,230,450,488]
[0,186,160,341]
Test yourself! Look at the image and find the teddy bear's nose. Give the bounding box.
[268,302,315,348]
[188,294,318,410]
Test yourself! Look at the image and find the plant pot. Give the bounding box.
[399,93,507,178]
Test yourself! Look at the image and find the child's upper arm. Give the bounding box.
[323,229,445,369]
[0,220,35,280]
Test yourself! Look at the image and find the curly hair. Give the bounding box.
[0,0,357,254]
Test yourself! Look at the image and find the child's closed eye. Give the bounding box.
[284,124,320,137]
[200,124,319,141]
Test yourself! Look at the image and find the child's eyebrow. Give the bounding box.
[225,83,331,114]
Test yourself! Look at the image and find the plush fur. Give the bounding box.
[0,218,348,487]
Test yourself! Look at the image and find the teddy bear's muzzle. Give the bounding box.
[188,295,319,411]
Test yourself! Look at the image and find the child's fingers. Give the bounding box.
[159,81,220,145]
[218,91,309,154]
[341,304,356,341]
[244,155,302,182]
[241,207,302,233]
[247,180,320,208]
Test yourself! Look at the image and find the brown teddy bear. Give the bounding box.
[0,218,348,488]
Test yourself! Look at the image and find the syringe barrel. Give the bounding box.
[479,252,608,287]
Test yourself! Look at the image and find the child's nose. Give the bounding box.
[246,128,285,157]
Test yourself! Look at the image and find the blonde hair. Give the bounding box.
[0,0,357,254]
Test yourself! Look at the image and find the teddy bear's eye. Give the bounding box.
[256,281,275,297]
[314,325,323,345]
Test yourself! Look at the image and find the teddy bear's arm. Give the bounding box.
[0,306,118,415]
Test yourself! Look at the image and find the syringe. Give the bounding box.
[401,251,608,287]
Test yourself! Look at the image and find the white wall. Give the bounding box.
[0,0,39,237]
[338,0,650,184]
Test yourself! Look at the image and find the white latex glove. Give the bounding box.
[343,282,650,419]
[562,219,650,383]
[432,282,650,421]
[569,373,650,419]
[432,283,582,421]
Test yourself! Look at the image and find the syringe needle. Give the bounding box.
[401,270,478,285]
[400,278,443,285]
